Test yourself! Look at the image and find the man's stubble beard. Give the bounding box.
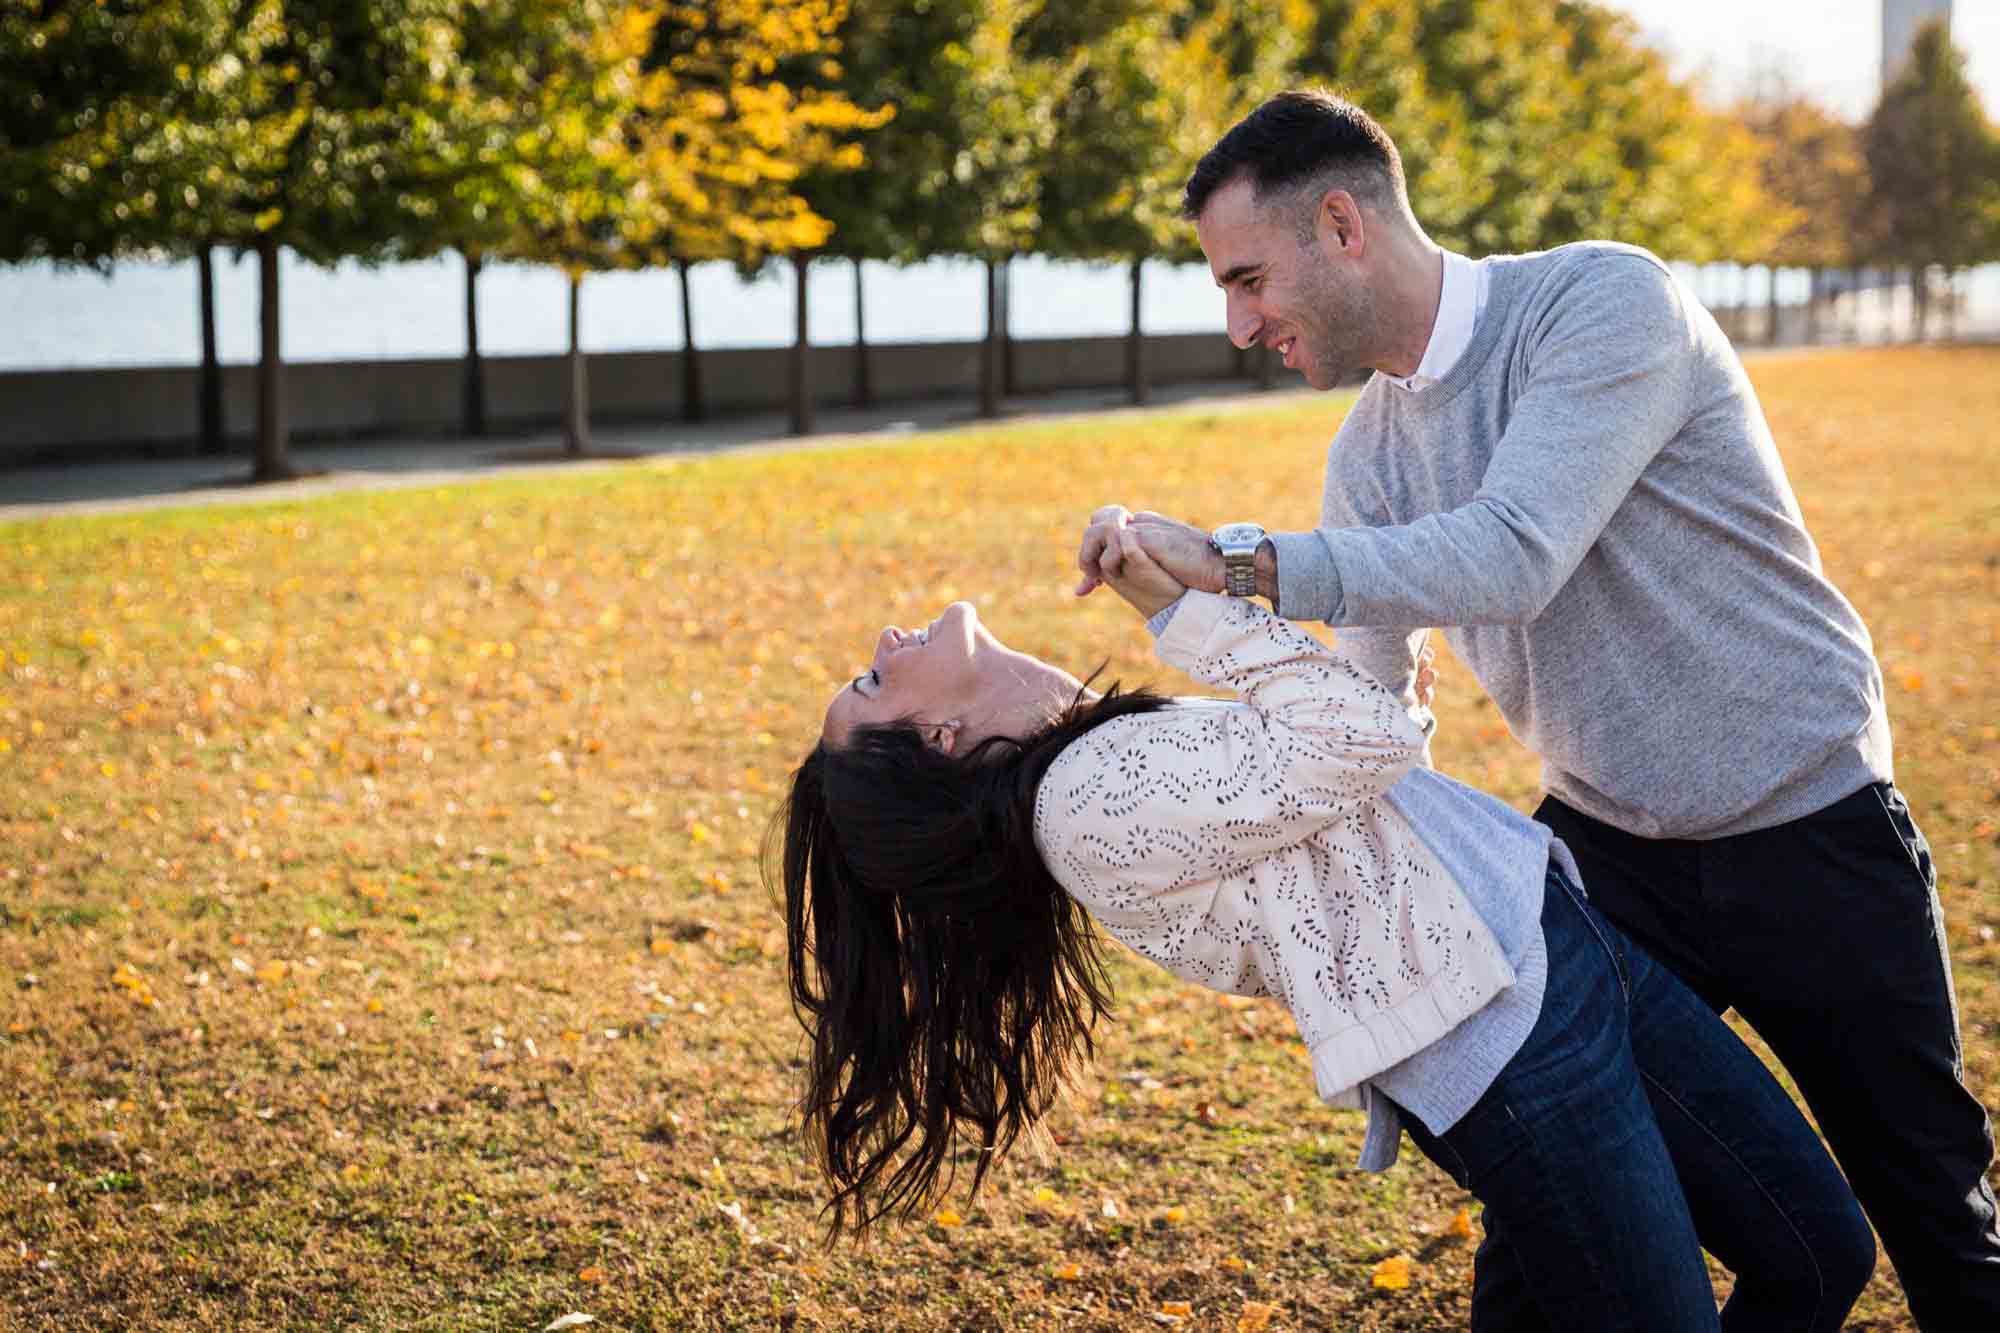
[1297,249,1377,390]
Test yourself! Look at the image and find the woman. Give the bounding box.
[777,525,1873,1331]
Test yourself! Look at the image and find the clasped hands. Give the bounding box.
[1073,507,1223,620]
[1074,505,1438,706]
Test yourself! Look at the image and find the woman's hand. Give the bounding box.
[1101,522,1188,621]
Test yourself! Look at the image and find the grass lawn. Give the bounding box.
[3,344,1997,1330]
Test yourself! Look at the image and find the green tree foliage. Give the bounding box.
[1035,0,1303,400]
[803,0,977,406]
[0,2,244,450]
[492,0,884,451]
[1288,0,1777,263]
[3,1,484,479]
[1739,89,1863,271]
[803,0,1078,417]
[1864,20,2000,334]
[1736,85,1867,342]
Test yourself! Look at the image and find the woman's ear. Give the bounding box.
[925,720,961,754]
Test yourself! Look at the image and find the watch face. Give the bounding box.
[1214,522,1265,547]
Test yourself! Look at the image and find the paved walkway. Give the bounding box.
[0,378,1316,521]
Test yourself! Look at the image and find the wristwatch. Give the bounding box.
[1210,522,1267,598]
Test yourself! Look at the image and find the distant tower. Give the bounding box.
[1883,0,1953,89]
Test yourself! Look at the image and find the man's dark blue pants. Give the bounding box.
[1537,782,2000,1330]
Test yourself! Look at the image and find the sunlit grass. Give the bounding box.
[2,345,1996,1328]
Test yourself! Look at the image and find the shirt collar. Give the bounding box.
[1388,249,1480,393]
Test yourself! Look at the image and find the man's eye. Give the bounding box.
[870,669,881,687]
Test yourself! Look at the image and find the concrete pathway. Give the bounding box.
[0,378,1317,521]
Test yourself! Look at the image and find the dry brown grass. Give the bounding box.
[2,344,1996,1330]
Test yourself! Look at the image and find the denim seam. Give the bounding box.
[1637,1068,1829,1330]
[1555,871,1630,1003]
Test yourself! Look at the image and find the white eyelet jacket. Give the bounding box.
[1033,592,1518,1111]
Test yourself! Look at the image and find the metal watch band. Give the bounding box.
[1223,551,1258,597]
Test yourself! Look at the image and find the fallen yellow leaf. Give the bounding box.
[1163,1205,1188,1225]
[1446,1206,1474,1239]
[1051,1262,1081,1281]
[1237,1300,1279,1332]
[933,1208,964,1228]
[577,1265,606,1283]
[1220,1256,1250,1275]
[364,997,385,1015]
[1372,1254,1412,1291]
[256,961,288,985]
[1160,1300,1193,1317]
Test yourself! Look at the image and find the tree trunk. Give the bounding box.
[1000,257,1017,397]
[564,272,589,456]
[1765,266,1782,345]
[978,258,1000,418]
[196,244,222,454]
[462,250,486,437]
[790,254,814,437]
[852,258,871,408]
[253,235,294,481]
[1804,267,1821,345]
[677,259,705,422]
[1126,257,1148,405]
[1849,267,1864,342]
[1910,266,1927,343]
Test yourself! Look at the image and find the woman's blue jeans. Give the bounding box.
[1396,869,1875,1331]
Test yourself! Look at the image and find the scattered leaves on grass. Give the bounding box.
[0,353,1984,1330]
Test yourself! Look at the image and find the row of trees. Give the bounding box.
[1739,22,2000,344]
[5,3,1998,476]
[2,0,886,474]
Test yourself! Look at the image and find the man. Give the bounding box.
[1079,89,2000,1328]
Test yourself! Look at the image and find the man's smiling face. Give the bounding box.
[1196,174,1378,390]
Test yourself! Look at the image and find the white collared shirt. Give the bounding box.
[1386,249,1490,393]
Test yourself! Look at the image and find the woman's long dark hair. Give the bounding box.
[771,682,1171,1237]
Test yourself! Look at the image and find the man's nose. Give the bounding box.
[1227,299,1263,351]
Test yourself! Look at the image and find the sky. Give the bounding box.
[1605,0,2000,120]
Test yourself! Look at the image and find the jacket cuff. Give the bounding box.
[1268,529,1343,622]
[1154,589,1232,665]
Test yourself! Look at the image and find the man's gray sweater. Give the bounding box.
[1268,242,1892,840]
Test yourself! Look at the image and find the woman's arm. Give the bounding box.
[1039,589,1425,900]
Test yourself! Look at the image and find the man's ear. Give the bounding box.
[1317,188,1365,257]
[926,720,961,755]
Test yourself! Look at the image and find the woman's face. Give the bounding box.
[821,602,1083,753]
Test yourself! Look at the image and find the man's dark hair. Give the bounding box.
[1182,89,1406,224]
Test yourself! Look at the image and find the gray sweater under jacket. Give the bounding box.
[1268,242,1892,840]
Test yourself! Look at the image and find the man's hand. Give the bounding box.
[1100,525,1188,621]
[1415,642,1438,712]
[1077,508,1225,597]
